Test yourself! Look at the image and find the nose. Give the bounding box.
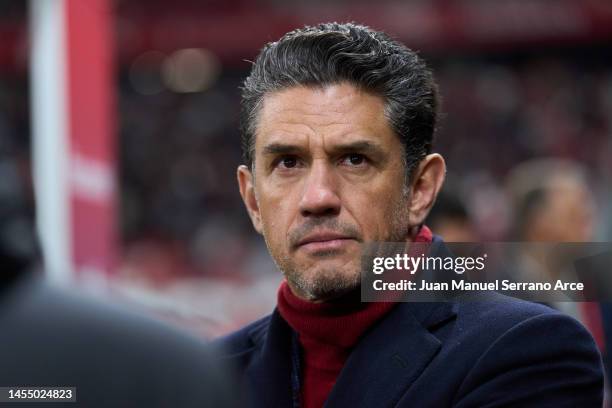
[299,160,341,217]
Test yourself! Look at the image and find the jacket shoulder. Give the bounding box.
[456,291,556,325]
[456,303,603,406]
[437,294,603,405]
[447,292,588,349]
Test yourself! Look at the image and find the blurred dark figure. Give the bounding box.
[0,192,238,407]
[426,183,478,242]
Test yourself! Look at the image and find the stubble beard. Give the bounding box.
[265,187,412,302]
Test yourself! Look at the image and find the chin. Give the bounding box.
[289,267,361,302]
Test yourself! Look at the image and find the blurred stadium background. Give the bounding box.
[1,0,612,338]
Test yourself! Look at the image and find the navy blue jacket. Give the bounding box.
[217,245,604,407]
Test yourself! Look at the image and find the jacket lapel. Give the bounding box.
[325,301,456,408]
[243,309,294,408]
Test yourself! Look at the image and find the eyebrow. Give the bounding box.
[261,140,386,157]
[261,143,302,156]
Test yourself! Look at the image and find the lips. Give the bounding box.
[296,232,355,253]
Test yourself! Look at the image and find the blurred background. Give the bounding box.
[1,0,612,339]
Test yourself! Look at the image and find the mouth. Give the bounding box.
[296,232,357,254]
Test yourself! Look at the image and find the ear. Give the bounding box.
[237,165,263,234]
[407,154,446,227]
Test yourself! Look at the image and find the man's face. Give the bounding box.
[530,178,595,242]
[238,83,417,301]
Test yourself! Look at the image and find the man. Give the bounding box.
[217,23,603,407]
[506,158,610,391]
[506,158,595,243]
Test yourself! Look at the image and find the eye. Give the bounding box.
[275,155,299,169]
[341,153,367,166]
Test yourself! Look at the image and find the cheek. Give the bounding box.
[258,189,299,244]
[342,182,407,239]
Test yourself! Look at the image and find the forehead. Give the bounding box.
[254,83,396,150]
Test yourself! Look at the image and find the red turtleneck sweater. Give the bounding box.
[277,226,433,408]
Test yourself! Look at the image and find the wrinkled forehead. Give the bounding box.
[253,83,395,153]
